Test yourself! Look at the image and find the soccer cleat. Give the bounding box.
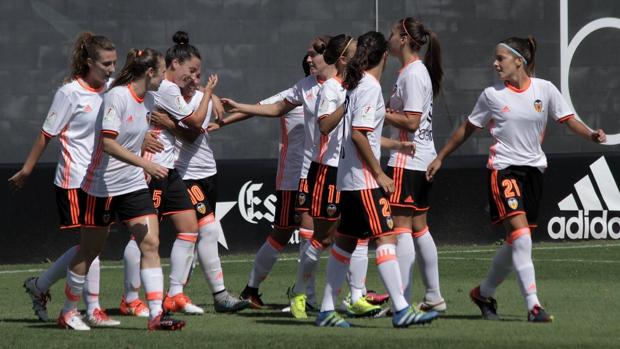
[119,297,150,317]
[365,290,390,305]
[86,308,121,327]
[418,298,447,313]
[470,286,500,320]
[316,310,351,328]
[163,293,204,315]
[240,286,264,309]
[528,305,554,323]
[392,306,439,328]
[346,297,382,318]
[289,293,308,319]
[57,309,90,331]
[306,297,318,312]
[214,292,252,313]
[23,277,50,322]
[147,311,186,331]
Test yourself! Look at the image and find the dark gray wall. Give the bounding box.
[1,0,619,164]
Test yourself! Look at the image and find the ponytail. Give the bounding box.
[65,32,115,83]
[110,48,162,89]
[399,17,443,97]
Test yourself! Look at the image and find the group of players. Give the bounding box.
[10,15,607,331]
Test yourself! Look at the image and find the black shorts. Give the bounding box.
[338,189,395,239]
[82,188,157,227]
[149,168,194,217]
[307,162,340,220]
[488,166,542,226]
[274,190,301,229]
[55,186,87,229]
[385,166,431,210]
[183,176,217,224]
[295,178,311,212]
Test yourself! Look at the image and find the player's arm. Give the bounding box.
[221,98,296,117]
[182,74,218,129]
[150,109,201,143]
[384,110,421,132]
[101,132,168,180]
[380,137,415,155]
[319,104,345,135]
[564,117,606,143]
[8,132,52,190]
[352,129,394,194]
[426,120,478,181]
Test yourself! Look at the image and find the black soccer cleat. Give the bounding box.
[470,286,500,320]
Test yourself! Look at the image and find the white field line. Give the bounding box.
[1,243,619,275]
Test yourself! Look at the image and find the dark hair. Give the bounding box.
[110,48,162,89]
[499,36,537,76]
[302,54,310,77]
[399,17,443,97]
[323,34,354,65]
[311,35,331,55]
[343,31,387,90]
[165,31,201,68]
[65,32,115,83]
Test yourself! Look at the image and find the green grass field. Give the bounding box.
[1,241,619,348]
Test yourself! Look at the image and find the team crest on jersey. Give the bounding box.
[386,216,394,230]
[507,197,519,210]
[196,203,207,215]
[297,192,306,206]
[326,203,337,217]
[102,213,111,224]
[534,99,543,113]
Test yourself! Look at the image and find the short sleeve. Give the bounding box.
[467,90,492,128]
[156,83,194,121]
[351,84,381,131]
[101,91,125,136]
[317,82,343,119]
[260,88,289,105]
[41,88,73,138]
[401,71,425,113]
[284,79,304,106]
[546,81,575,123]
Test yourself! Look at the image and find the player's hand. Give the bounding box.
[142,131,164,154]
[150,109,174,130]
[398,141,415,156]
[426,158,442,182]
[8,169,30,191]
[206,122,221,132]
[376,172,395,195]
[220,98,240,113]
[144,162,168,180]
[591,129,606,143]
[204,74,218,94]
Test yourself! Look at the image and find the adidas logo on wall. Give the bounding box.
[548,156,620,239]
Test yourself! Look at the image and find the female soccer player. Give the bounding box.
[148,71,251,313]
[75,48,185,331]
[384,17,446,312]
[426,36,607,322]
[10,32,120,327]
[126,31,213,316]
[222,35,332,307]
[315,31,438,328]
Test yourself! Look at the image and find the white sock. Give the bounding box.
[413,228,443,302]
[37,245,78,293]
[320,245,351,312]
[123,239,142,302]
[480,244,513,298]
[396,232,415,303]
[376,244,409,312]
[348,239,369,304]
[168,234,197,297]
[197,221,226,294]
[299,229,316,302]
[63,270,85,314]
[141,267,164,319]
[247,236,283,288]
[84,256,101,315]
[293,240,323,295]
[511,231,540,310]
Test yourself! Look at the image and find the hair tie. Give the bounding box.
[402,19,423,48]
[338,38,354,60]
[498,43,527,65]
[137,50,144,57]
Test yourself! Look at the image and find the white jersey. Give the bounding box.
[387,60,436,171]
[260,89,305,191]
[337,73,385,191]
[174,90,217,180]
[83,85,154,197]
[145,79,195,169]
[313,77,346,167]
[41,79,107,189]
[284,75,324,178]
[467,78,574,171]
